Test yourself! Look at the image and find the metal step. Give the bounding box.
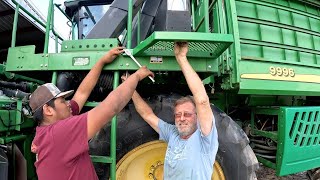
[133,31,234,59]
[91,155,113,163]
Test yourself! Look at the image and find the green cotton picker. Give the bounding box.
[0,0,319,179]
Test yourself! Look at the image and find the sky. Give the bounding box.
[27,0,109,39]
[24,0,109,52]
[28,0,70,39]
[24,0,109,53]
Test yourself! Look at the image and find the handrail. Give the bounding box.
[110,71,119,180]
[127,0,133,49]
[137,9,141,44]
[52,1,58,84]
[11,0,64,42]
[44,0,54,53]
[55,3,76,40]
[11,4,19,47]
[54,4,73,22]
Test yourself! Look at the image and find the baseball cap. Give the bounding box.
[29,83,74,113]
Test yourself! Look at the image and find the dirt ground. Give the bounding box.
[256,164,308,180]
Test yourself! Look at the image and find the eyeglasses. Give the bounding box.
[174,112,196,119]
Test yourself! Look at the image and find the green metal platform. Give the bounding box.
[133,32,234,59]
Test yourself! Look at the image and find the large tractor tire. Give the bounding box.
[307,168,320,180]
[89,95,258,180]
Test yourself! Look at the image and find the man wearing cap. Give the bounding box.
[29,46,154,180]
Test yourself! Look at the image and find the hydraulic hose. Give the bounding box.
[0,81,29,92]
[252,143,277,151]
[1,88,30,100]
[255,153,276,159]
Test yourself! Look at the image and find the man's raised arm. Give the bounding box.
[87,67,154,140]
[174,42,213,136]
[72,47,124,112]
[132,91,160,133]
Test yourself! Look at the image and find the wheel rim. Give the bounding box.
[116,140,225,180]
[212,161,225,180]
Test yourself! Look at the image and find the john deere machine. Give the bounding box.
[0,0,319,179]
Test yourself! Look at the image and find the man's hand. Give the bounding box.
[121,67,154,82]
[121,72,130,82]
[174,42,188,58]
[133,66,154,81]
[101,46,125,64]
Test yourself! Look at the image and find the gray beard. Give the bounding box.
[177,125,197,137]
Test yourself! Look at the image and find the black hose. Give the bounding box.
[250,139,266,144]
[253,148,276,154]
[1,88,30,99]
[251,143,277,151]
[0,81,29,92]
[255,153,276,159]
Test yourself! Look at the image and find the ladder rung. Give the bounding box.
[91,155,113,163]
[85,101,99,107]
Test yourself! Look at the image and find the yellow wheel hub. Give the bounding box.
[212,161,225,180]
[116,140,225,180]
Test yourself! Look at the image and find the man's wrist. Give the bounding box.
[176,56,188,64]
[101,54,112,64]
[175,55,187,60]
[96,59,105,67]
[134,73,142,81]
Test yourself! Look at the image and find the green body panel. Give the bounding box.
[239,60,320,95]
[235,0,320,95]
[6,46,48,71]
[278,107,320,176]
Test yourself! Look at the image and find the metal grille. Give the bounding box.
[143,41,230,58]
[133,32,234,59]
[289,111,320,147]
